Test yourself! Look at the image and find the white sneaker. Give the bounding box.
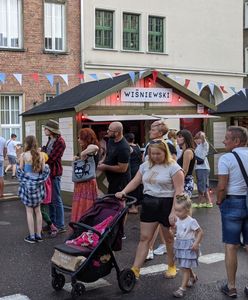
[153,244,167,255]
[146,249,154,260]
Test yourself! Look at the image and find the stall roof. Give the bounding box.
[215,89,248,114]
[22,70,216,117]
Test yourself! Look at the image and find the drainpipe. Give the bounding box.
[80,0,85,82]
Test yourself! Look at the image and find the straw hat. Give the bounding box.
[44,119,61,135]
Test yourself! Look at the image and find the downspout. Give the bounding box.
[80,0,85,83]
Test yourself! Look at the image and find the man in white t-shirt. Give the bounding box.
[0,135,7,197]
[5,133,20,179]
[217,126,248,298]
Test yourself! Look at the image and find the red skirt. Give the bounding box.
[71,179,98,223]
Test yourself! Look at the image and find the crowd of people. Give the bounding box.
[0,119,247,298]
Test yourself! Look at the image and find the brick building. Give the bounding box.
[0,0,81,140]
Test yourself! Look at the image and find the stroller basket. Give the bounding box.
[51,194,137,299]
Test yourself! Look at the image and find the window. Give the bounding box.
[123,13,139,50]
[245,48,248,73]
[45,93,56,101]
[245,2,248,29]
[148,16,164,53]
[0,95,22,140]
[95,10,113,49]
[0,0,22,49]
[44,2,65,51]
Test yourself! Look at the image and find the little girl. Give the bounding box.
[173,193,203,298]
[17,135,50,243]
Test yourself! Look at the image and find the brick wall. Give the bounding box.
[0,0,81,111]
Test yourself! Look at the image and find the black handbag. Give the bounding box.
[232,151,248,210]
[195,155,204,165]
[72,156,96,183]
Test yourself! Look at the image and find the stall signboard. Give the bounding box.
[121,88,172,102]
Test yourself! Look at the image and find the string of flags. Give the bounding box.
[0,69,244,96]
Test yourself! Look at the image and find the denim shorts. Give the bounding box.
[140,194,173,227]
[220,195,248,245]
[195,169,209,193]
[8,155,16,165]
[0,161,3,177]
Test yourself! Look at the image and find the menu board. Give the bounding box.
[213,122,227,148]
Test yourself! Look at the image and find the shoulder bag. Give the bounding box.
[72,156,96,183]
[232,151,248,210]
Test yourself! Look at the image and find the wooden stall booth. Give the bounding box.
[22,70,217,205]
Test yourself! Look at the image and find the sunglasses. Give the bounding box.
[149,140,163,145]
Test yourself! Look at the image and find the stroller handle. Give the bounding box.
[101,194,137,206]
[69,222,102,237]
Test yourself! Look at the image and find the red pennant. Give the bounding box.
[152,70,158,82]
[77,74,84,80]
[32,73,39,82]
[114,72,121,76]
[184,79,190,89]
[220,85,228,94]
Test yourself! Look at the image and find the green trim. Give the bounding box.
[123,13,139,51]
[95,10,113,49]
[148,16,164,53]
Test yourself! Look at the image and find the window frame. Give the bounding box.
[122,12,140,51]
[245,2,248,29]
[0,94,22,141]
[95,9,114,49]
[44,1,66,52]
[245,47,248,73]
[147,15,165,53]
[0,0,23,49]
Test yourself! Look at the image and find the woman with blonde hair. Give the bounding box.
[18,135,49,243]
[116,141,184,279]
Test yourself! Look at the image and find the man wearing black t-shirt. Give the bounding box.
[97,121,131,194]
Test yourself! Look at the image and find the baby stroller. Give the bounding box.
[51,194,137,299]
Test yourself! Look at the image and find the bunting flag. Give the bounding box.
[229,87,236,94]
[32,73,39,82]
[13,73,22,85]
[197,82,203,92]
[114,72,121,76]
[89,73,98,81]
[128,71,136,84]
[184,79,190,89]
[152,70,158,82]
[174,75,182,81]
[77,73,84,80]
[103,73,113,79]
[60,74,68,85]
[139,70,146,79]
[208,83,215,96]
[163,72,170,77]
[46,74,54,87]
[240,88,247,97]
[0,73,6,83]
[220,85,228,94]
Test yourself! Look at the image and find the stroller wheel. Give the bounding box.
[52,274,65,291]
[118,268,136,293]
[71,282,85,299]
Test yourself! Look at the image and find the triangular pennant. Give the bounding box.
[60,74,68,85]
[32,73,39,82]
[152,70,158,82]
[103,73,113,79]
[139,70,146,79]
[184,79,190,89]
[13,73,22,85]
[77,73,84,80]
[46,74,54,87]
[229,87,236,94]
[128,71,136,84]
[89,74,98,81]
[197,82,203,92]
[220,85,228,94]
[239,88,247,97]
[0,73,6,83]
[163,72,170,77]
[114,72,121,76]
[208,83,215,96]
[174,76,182,81]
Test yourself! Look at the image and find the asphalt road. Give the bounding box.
[0,197,247,300]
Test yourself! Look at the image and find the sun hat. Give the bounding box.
[44,119,61,135]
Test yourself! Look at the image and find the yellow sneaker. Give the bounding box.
[131,266,140,279]
[164,265,177,279]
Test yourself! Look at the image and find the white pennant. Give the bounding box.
[13,73,22,85]
[103,73,113,79]
[240,88,247,97]
[208,83,215,96]
[60,74,68,85]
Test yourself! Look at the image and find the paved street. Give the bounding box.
[0,194,247,300]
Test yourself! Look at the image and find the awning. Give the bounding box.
[86,115,160,122]
[153,114,220,119]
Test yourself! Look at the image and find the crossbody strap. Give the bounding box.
[232,151,248,187]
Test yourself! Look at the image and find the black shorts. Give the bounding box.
[140,194,173,227]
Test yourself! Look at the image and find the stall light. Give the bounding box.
[81,114,87,121]
[116,92,120,101]
[178,96,181,102]
[148,79,152,86]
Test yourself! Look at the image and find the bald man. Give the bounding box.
[97,122,131,194]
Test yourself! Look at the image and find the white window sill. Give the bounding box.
[120,49,145,54]
[146,51,168,55]
[93,47,118,52]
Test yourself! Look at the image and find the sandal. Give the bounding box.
[187,274,198,287]
[173,287,186,298]
[164,265,177,279]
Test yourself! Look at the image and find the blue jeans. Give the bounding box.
[49,176,64,229]
[220,195,248,245]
